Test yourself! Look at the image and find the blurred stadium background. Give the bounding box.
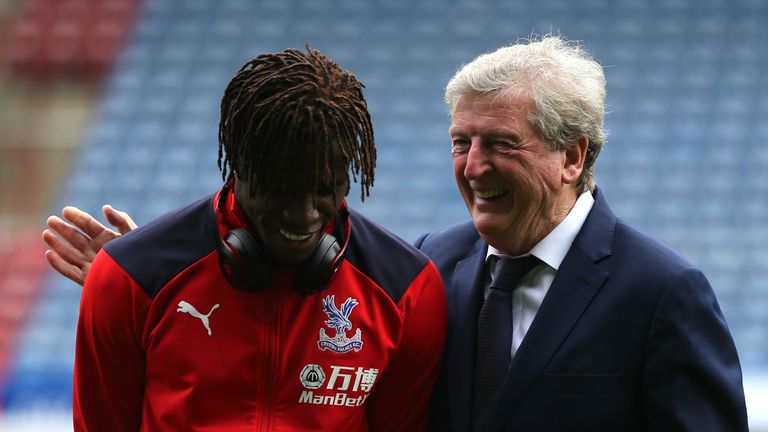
[0,0,766,429]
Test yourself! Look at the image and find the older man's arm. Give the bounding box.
[42,205,137,286]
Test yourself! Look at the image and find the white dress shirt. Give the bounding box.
[486,190,595,358]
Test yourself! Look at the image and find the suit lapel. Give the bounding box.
[487,188,616,431]
[444,236,487,432]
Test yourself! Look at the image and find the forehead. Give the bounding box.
[453,91,534,117]
[452,92,535,117]
[450,92,535,128]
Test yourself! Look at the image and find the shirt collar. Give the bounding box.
[486,190,595,270]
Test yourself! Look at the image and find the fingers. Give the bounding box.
[42,227,88,263]
[44,249,86,286]
[61,206,113,240]
[43,205,122,287]
[102,205,138,234]
[46,214,93,253]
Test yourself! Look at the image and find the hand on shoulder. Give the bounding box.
[42,205,137,286]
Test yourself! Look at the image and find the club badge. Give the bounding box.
[318,295,363,353]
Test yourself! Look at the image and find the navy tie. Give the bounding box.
[472,255,540,432]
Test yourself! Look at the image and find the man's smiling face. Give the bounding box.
[449,92,578,255]
[234,159,349,265]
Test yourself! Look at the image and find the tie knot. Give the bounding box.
[491,255,540,292]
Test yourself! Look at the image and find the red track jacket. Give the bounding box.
[74,191,447,431]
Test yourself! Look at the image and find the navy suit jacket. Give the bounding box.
[415,188,748,432]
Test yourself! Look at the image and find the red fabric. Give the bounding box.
[73,194,446,431]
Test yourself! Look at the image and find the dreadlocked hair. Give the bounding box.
[217,46,376,201]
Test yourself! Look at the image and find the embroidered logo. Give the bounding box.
[177,300,220,336]
[318,295,363,353]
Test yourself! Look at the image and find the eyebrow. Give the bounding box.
[449,127,521,141]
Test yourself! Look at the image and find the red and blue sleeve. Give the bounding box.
[74,249,150,432]
[365,260,447,432]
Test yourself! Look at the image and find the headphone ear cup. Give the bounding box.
[217,234,242,286]
[218,228,270,292]
[294,233,342,295]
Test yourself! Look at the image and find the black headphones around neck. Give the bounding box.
[215,183,351,295]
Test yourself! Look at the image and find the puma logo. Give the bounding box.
[177,301,220,336]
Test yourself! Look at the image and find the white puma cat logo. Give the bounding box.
[177,301,220,336]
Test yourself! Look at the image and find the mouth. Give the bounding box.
[258,220,327,264]
[474,188,508,200]
[279,228,313,242]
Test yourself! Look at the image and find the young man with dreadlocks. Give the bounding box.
[49,47,447,431]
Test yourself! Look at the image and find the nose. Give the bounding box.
[282,192,322,229]
[463,139,489,180]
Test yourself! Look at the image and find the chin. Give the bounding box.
[472,214,526,249]
[275,251,313,266]
[471,210,503,229]
[472,217,508,240]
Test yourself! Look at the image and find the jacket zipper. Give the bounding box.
[258,279,284,431]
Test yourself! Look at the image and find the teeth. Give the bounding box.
[280,229,311,241]
[475,189,506,199]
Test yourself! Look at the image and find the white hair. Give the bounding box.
[445,35,607,190]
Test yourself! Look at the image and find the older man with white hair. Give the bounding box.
[416,35,748,432]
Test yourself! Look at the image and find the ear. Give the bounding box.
[562,136,588,185]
